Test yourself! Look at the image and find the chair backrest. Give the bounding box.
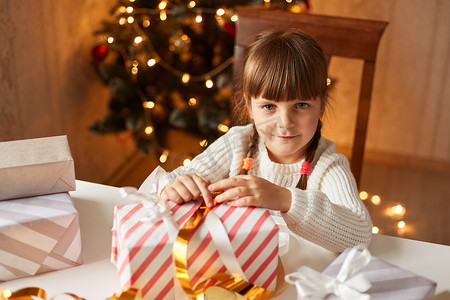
[233,6,388,186]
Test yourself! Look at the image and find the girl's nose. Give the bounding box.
[278,111,295,129]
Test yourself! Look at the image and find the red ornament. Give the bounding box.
[223,22,236,37]
[92,45,108,61]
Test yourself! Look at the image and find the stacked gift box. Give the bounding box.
[0,136,81,282]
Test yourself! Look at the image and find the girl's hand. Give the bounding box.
[208,175,291,212]
[160,174,214,207]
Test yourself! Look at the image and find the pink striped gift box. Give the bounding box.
[112,201,279,299]
[0,192,82,281]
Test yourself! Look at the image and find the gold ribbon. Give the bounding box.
[173,196,278,300]
[0,287,141,300]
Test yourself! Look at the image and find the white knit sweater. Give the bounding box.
[143,124,372,252]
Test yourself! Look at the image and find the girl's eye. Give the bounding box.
[296,102,310,109]
[262,104,276,111]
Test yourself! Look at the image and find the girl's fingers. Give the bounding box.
[215,186,249,203]
[192,174,213,207]
[209,176,247,193]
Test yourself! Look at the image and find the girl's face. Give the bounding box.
[249,96,323,164]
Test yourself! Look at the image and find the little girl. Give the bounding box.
[141,30,372,252]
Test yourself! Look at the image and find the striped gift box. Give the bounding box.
[0,192,82,282]
[112,201,279,299]
[322,247,437,299]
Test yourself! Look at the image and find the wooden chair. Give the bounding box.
[233,6,388,186]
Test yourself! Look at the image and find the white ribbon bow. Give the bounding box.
[285,246,372,300]
[119,186,179,241]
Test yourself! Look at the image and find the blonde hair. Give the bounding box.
[234,30,329,190]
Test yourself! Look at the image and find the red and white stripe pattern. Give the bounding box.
[112,202,279,299]
[0,193,82,282]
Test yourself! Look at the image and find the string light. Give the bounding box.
[397,220,406,229]
[359,191,368,200]
[2,289,12,298]
[195,11,203,23]
[230,14,238,22]
[183,158,191,166]
[199,139,208,147]
[159,150,169,163]
[216,8,225,16]
[205,78,213,88]
[188,97,197,106]
[188,1,196,8]
[182,73,190,83]
[119,17,127,25]
[143,18,150,28]
[160,11,167,21]
[327,78,332,86]
[118,6,127,13]
[144,126,154,135]
[147,58,157,67]
[158,1,168,10]
[391,204,405,217]
[218,124,229,133]
[371,195,381,206]
[126,6,134,13]
[143,101,155,109]
[127,16,135,23]
[134,36,143,45]
[131,66,138,75]
[372,226,379,234]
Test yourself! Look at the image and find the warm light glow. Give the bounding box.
[264,0,270,2]
[182,73,190,83]
[372,226,379,234]
[188,97,197,106]
[129,0,135,2]
[119,17,127,25]
[160,11,167,21]
[147,58,157,66]
[188,1,196,8]
[134,36,143,45]
[158,1,168,10]
[327,78,332,86]
[397,220,406,229]
[218,124,229,133]
[118,6,127,13]
[132,60,138,67]
[199,139,208,147]
[127,16,135,23]
[143,18,150,28]
[216,8,225,16]
[131,66,138,75]
[195,13,203,23]
[159,150,169,163]
[126,6,134,13]
[2,289,12,298]
[183,158,191,166]
[144,126,154,135]
[230,15,238,22]
[143,101,155,109]
[107,36,114,44]
[286,0,293,3]
[289,5,302,13]
[205,79,213,88]
[359,191,368,200]
[391,204,405,216]
[371,195,381,206]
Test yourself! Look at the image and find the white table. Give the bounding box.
[2,180,449,299]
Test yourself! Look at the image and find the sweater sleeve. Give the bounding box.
[281,155,372,252]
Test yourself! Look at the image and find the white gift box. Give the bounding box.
[286,246,437,300]
[0,192,82,281]
[112,199,279,300]
[0,135,76,200]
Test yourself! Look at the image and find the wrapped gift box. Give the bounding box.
[112,201,279,299]
[321,247,437,299]
[0,135,76,200]
[0,192,82,281]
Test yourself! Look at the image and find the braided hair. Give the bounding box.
[234,30,329,190]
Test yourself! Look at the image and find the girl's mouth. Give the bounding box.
[276,135,297,140]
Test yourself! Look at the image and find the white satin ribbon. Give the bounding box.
[203,210,247,280]
[285,246,372,300]
[119,186,179,241]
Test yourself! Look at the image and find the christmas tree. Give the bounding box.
[90,0,309,162]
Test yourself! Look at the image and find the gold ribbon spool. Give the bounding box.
[173,195,282,300]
